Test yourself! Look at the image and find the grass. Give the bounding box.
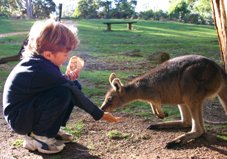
[0,18,222,120]
[63,120,85,139]
[217,132,227,140]
[107,130,131,140]
[0,18,34,34]
[76,19,220,62]
[12,139,23,148]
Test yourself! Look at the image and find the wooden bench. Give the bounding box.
[103,21,137,31]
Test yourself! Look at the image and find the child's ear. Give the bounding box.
[42,51,53,60]
[111,78,123,93]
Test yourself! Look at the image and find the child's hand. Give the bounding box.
[101,112,124,123]
[66,56,84,81]
[66,69,80,81]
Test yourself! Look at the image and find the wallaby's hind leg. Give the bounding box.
[218,84,227,114]
[165,101,205,149]
[148,104,192,130]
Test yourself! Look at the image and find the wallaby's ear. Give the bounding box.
[111,78,123,92]
[109,73,117,84]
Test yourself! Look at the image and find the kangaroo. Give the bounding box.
[101,55,227,149]
[0,37,28,64]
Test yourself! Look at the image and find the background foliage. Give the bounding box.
[0,0,213,25]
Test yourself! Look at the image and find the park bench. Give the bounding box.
[103,21,137,31]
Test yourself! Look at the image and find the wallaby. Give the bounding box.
[0,37,28,64]
[101,55,227,149]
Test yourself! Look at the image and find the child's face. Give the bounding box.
[48,51,71,67]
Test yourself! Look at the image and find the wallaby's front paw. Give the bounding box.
[147,124,159,130]
[155,111,168,119]
[165,140,182,149]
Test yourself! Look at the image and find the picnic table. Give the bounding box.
[103,21,137,31]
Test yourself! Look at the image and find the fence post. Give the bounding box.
[58,3,62,21]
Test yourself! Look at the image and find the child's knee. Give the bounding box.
[53,86,72,101]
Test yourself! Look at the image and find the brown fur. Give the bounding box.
[101,55,227,148]
[0,37,28,64]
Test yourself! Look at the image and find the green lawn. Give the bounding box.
[0,18,34,34]
[0,18,222,119]
[76,19,220,61]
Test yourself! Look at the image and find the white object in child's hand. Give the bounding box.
[67,56,84,73]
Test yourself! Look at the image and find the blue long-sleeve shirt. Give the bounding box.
[3,55,103,123]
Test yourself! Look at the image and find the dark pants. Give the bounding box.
[10,80,82,138]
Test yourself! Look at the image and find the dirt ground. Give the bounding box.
[0,51,227,159]
[0,102,227,159]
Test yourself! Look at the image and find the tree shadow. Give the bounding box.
[148,127,227,156]
[147,125,191,133]
[165,132,226,156]
[31,142,101,159]
[172,135,227,156]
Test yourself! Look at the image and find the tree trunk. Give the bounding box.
[211,0,227,71]
[25,0,33,18]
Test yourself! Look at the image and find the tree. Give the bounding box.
[99,0,112,18]
[0,0,23,17]
[32,0,56,18]
[0,0,56,18]
[187,0,213,24]
[168,0,190,21]
[25,0,33,18]
[110,0,137,18]
[74,0,137,19]
[74,0,100,18]
[211,0,227,71]
[139,9,154,20]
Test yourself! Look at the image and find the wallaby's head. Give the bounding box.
[101,73,126,112]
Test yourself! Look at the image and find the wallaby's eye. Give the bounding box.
[107,96,113,103]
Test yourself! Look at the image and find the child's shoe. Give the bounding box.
[23,133,65,154]
[55,129,74,143]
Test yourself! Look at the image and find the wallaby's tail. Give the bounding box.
[218,81,227,115]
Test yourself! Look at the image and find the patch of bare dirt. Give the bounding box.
[0,51,227,159]
[77,52,152,71]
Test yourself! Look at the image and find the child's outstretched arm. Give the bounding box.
[101,112,123,122]
[62,82,123,122]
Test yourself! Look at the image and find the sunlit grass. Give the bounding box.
[76,19,219,62]
[63,120,85,139]
[0,18,34,33]
[12,139,23,148]
[217,132,227,141]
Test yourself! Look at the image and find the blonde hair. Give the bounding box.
[23,19,79,57]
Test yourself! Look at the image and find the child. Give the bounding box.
[2,19,122,154]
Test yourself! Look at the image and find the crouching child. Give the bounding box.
[2,19,122,154]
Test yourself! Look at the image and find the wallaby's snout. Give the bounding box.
[101,103,112,112]
[101,88,122,112]
[101,101,109,111]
